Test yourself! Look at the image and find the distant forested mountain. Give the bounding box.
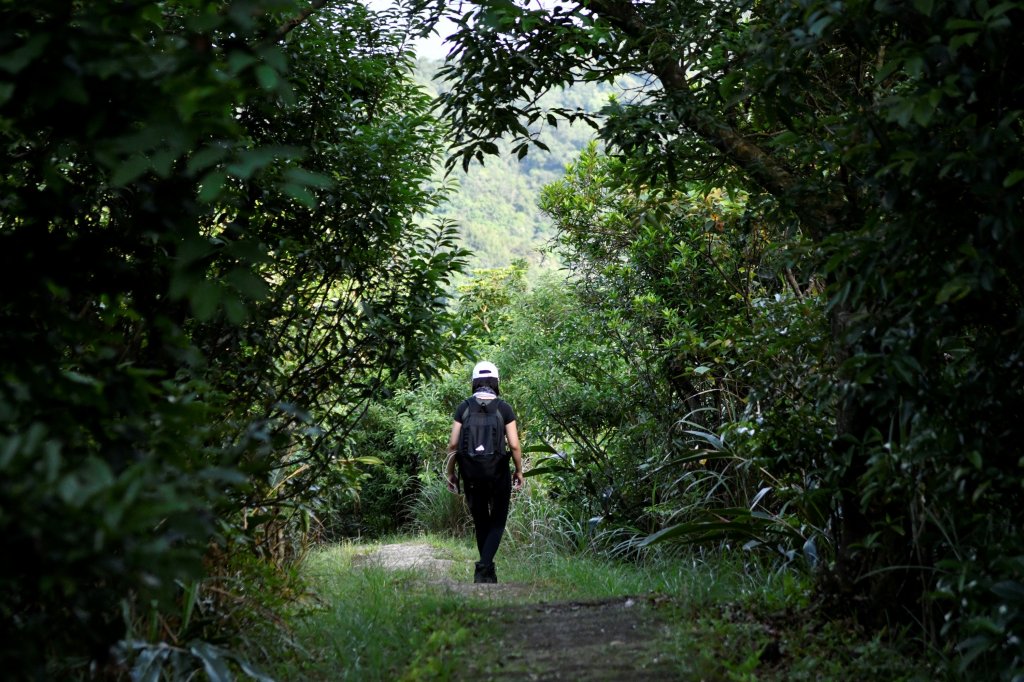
[415,59,631,272]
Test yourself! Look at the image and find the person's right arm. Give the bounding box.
[445,420,461,493]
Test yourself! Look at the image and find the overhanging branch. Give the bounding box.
[276,0,330,38]
[587,0,841,239]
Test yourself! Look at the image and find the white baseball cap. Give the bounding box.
[472,361,499,380]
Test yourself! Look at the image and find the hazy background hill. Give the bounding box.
[415,59,629,273]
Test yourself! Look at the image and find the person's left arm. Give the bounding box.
[505,418,524,490]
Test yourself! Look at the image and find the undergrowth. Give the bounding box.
[270,543,445,680]
[266,532,937,681]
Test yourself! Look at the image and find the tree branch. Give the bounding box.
[276,0,330,38]
[587,0,841,240]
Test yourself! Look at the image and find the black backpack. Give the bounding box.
[456,398,508,482]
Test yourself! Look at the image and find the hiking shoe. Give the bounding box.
[485,562,497,584]
[474,562,488,583]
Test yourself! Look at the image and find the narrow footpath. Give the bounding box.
[358,543,678,680]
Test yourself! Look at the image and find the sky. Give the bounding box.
[411,17,458,60]
[363,0,459,61]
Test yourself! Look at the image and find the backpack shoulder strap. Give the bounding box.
[460,396,490,419]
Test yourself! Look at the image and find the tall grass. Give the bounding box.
[406,477,472,537]
[274,542,468,680]
[503,481,585,557]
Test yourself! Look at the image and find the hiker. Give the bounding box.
[445,361,524,583]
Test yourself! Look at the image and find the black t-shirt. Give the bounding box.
[453,397,517,425]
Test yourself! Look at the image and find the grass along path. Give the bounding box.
[355,542,675,679]
[272,536,931,681]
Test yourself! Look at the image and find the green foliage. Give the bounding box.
[413,0,1024,672]
[414,59,635,272]
[199,6,470,545]
[333,259,533,540]
[528,150,825,562]
[0,0,465,675]
[332,371,466,537]
[490,277,652,524]
[116,551,303,681]
[454,259,528,345]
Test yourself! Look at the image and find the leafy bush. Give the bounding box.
[0,0,465,675]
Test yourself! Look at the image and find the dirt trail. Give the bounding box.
[358,543,677,680]
[462,597,677,680]
[355,542,533,598]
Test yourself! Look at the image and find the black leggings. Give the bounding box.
[464,472,512,565]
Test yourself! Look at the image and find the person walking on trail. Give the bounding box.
[445,361,525,584]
